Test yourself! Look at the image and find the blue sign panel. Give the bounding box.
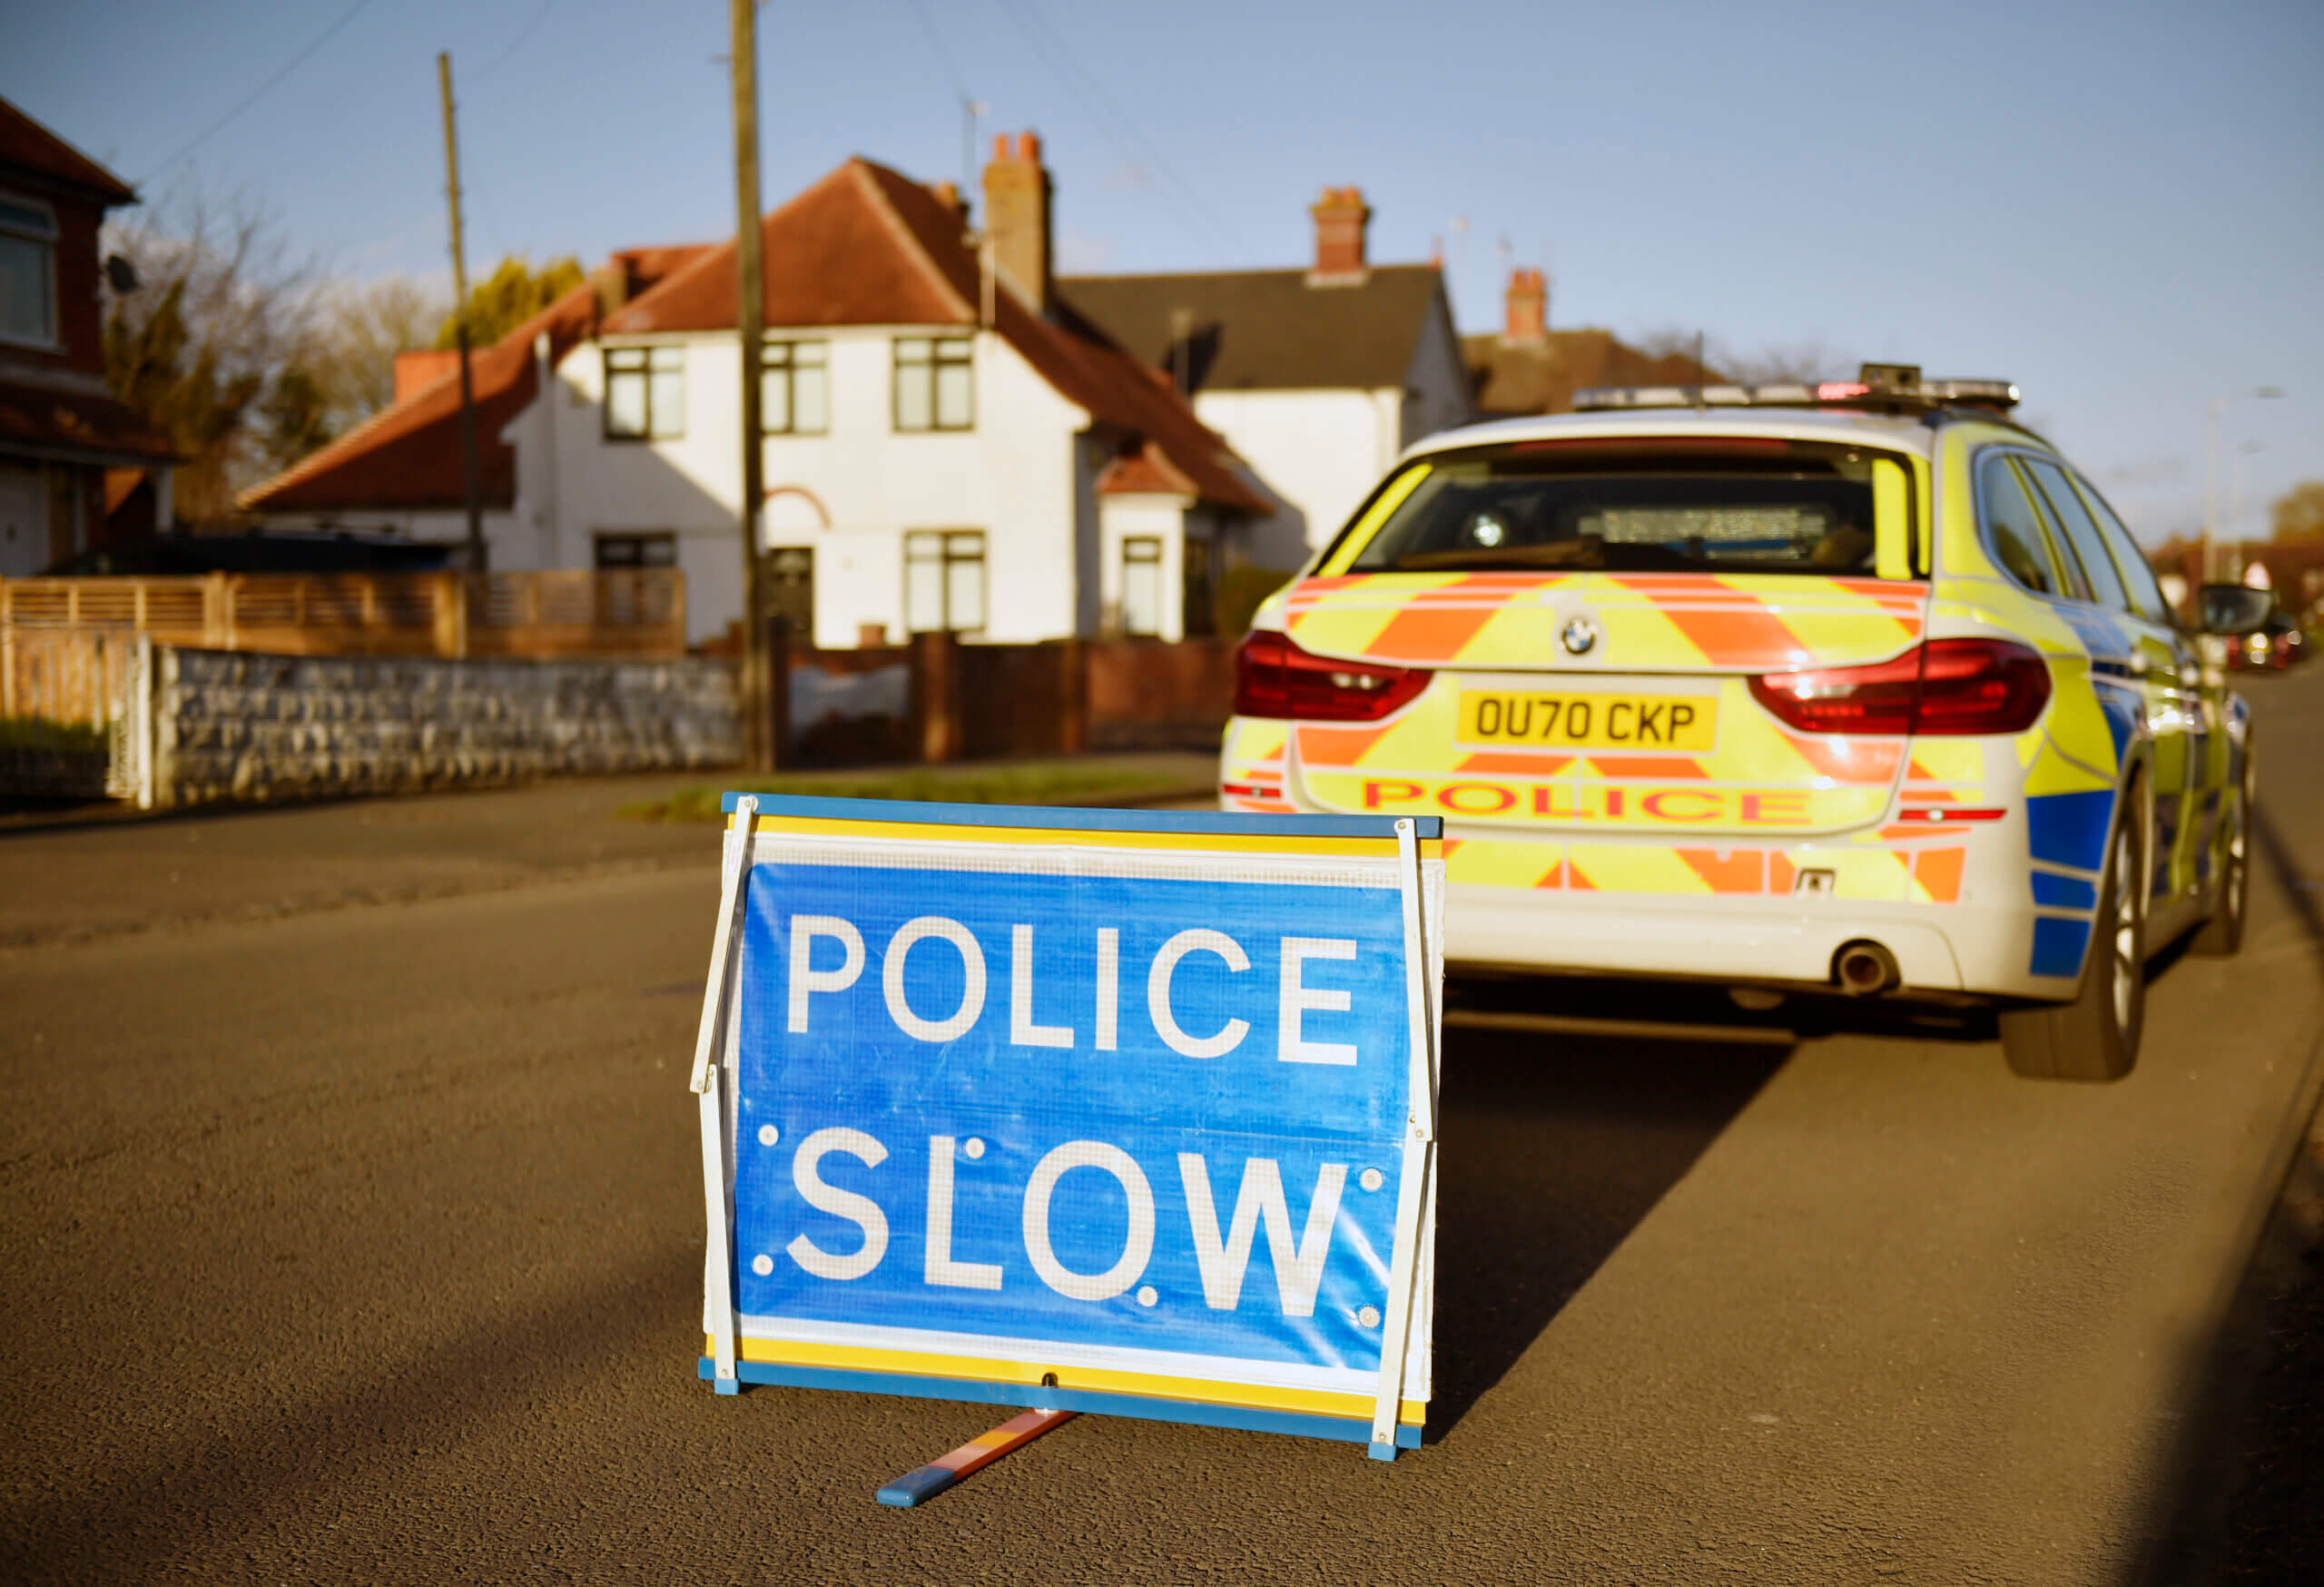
[690,799,1443,1457]
[734,863,1409,1374]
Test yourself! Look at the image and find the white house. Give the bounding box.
[241,142,1466,648]
[1060,186,1472,561]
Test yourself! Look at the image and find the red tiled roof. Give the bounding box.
[239,284,599,513]
[0,98,137,204]
[606,158,1263,512]
[1097,442,1196,498]
[242,158,1261,517]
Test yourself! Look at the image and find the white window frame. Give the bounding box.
[0,192,60,351]
[762,339,830,435]
[893,335,974,432]
[603,343,685,440]
[903,528,987,634]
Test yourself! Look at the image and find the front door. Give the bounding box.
[765,546,813,637]
[0,463,43,578]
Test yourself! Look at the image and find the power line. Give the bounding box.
[472,0,561,82]
[139,0,377,186]
[905,0,972,101]
[988,0,1245,264]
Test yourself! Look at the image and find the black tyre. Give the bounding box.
[2000,800,2145,1082]
[2191,738,2254,957]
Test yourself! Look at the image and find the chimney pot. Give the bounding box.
[1307,184,1372,284]
[1503,267,1548,347]
[982,128,1054,314]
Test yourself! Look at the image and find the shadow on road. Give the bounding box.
[0,1239,702,1584]
[2130,800,2324,1586]
[1426,975,1791,1438]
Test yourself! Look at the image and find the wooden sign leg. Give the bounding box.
[876,1409,1078,1507]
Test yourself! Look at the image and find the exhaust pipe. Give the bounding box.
[1833,940,1901,996]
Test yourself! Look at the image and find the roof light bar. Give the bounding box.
[1573,369,2020,415]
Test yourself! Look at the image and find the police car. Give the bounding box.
[1219,367,2270,1081]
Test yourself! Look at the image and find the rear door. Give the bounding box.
[1281,437,1928,839]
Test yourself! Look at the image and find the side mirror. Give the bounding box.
[2196,584,2272,636]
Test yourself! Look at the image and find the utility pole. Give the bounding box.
[731,0,770,770]
[437,52,486,573]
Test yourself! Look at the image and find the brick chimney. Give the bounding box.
[981,131,1051,312]
[1503,268,1549,346]
[1308,186,1371,285]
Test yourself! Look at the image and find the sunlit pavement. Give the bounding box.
[1,675,2318,1583]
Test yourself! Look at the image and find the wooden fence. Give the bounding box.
[0,570,685,665]
[0,627,137,725]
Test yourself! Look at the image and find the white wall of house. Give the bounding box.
[1097,493,1196,642]
[1400,293,1474,452]
[523,324,1099,647]
[1190,387,1394,567]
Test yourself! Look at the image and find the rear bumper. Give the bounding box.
[1442,879,2087,1000]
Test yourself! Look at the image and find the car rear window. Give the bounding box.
[1340,439,1908,577]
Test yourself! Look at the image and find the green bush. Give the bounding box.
[0,717,106,753]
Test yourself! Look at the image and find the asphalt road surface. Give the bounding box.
[4,677,2319,1583]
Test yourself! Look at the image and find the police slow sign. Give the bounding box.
[689,796,1443,1458]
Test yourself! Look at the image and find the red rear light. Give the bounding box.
[1749,638,2051,737]
[1235,629,1433,721]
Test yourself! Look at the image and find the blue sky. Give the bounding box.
[7,0,2319,544]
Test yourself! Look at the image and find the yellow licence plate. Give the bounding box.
[1457,691,1718,751]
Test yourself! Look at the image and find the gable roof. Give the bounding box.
[0,98,137,206]
[1462,330,1724,416]
[240,285,598,514]
[240,247,709,514]
[603,158,1261,512]
[1057,265,1447,393]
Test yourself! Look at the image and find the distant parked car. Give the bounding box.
[39,528,454,578]
[2226,613,2307,672]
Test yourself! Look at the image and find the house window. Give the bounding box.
[1121,537,1164,637]
[1182,534,1216,637]
[894,336,973,431]
[904,529,985,633]
[594,532,676,568]
[763,340,829,434]
[604,345,684,439]
[0,194,58,348]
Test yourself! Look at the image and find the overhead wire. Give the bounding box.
[987,0,1246,265]
[139,0,378,186]
[471,0,562,82]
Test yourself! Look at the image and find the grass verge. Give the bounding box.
[617,761,1206,823]
[0,717,106,753]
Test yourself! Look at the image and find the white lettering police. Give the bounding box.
[785,913,1361,1064]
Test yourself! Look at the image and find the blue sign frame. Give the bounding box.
[688,796,1443,1459]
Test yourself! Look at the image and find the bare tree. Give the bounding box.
[301,275,451,429]
[1627,328,1855,385]
[102,189,320,523]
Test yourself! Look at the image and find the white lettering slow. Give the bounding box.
[785,1128,889,1281]
[1177,1154,1346,1317]
[1022,1141,1154,1302]
[922,1135,1002,1290]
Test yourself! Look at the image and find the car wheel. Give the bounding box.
[2000,801,2145,1082]
[2191,739,2254,957]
